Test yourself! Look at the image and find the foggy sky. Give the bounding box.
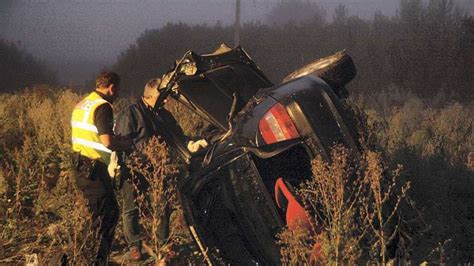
[1,0,473,86]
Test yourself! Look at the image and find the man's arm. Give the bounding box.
[95,104,133,151]
[160,108,189,143]
[159,108,208,154]
[115,106,140,140]
[99,134,132,151]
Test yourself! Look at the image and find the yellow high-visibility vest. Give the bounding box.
[71,91,112,164]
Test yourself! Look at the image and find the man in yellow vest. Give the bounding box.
[71,71,133,265]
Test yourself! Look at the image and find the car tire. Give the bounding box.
[282,51,356,88]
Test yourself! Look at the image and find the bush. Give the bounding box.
[0,87,79,216]
[278,146,410,264]
[0,88,205,263]
[0,39,57,92]
[0,87,472,263]
[0,86,210,263]
[279,91,473,263]
[112,3,473,101]
[125,136,184,259]
[354,91,474,262]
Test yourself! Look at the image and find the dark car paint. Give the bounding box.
[177,78,359,264]
[231,75,358,158]
[163,47,360,264]
[174,47,273,130]
[180,151,285,264]
[267,75,359,154]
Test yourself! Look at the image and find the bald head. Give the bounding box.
[143,78,161,98]
[142,78,163,108]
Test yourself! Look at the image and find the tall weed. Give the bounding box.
[125,136,196,262]
[279,146,411,264]
[355,91,474,262]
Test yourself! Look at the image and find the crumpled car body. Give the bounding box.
[160,44,360,264]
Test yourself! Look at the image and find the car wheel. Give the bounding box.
[282,51,356,89]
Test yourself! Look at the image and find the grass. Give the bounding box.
[277,90,474,263]
[278,145,411,264]
[0,86,472,263]
[0,86,205,264]
[125,136,200,263]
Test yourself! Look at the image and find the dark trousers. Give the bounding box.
[73,155,119,265]
[121,174,171,248]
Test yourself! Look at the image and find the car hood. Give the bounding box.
[163,44,273,130]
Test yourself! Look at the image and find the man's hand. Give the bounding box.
[107,151,121,178]
[187,139,209,153]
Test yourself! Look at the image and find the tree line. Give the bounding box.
[113,0,473,101]
[0,0,471,100]
[0,39,57,92]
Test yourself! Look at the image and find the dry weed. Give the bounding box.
[60,189,102,264]
[126,136,192,261]
[1,87,472,263]
[352,92,474,262]
[279,145,411,264]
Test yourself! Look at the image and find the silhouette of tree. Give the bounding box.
[112,0,473,101]
[265,0,325,26]
[333,4,349,25]
[0,39,57,92]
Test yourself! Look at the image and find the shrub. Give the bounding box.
[165,97,212,138]
[0,87,87,263]
[355,91,474,262]
[0,87,203,263]
[278,145,411,264]
[1,87,472,263]
[55,189,101,265]
[125,136,196,262]
[0,87,80,218]
[0,39,57,92]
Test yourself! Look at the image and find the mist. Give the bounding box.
[1,0,473,86]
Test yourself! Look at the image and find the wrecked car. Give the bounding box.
[157,44,359,264]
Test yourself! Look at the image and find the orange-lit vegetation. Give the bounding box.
[278,91,473,264]
[0,88,199,264]
[125,136,201,263]
[279,146,411,264]
[0,87,472,263]
[1,0,472,263]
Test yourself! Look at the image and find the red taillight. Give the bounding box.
[259,103,300,144]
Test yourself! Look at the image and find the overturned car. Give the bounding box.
[157,44,360,264]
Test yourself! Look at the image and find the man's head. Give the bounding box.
[95,71,121,103]
[142,78,162,108]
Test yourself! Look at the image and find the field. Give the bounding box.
[0,86,473,264]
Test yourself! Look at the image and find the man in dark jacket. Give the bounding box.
[114,78,207,262]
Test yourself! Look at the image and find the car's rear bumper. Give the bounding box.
[269,75,359,157]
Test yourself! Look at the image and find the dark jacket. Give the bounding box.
[114,99,190,162]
